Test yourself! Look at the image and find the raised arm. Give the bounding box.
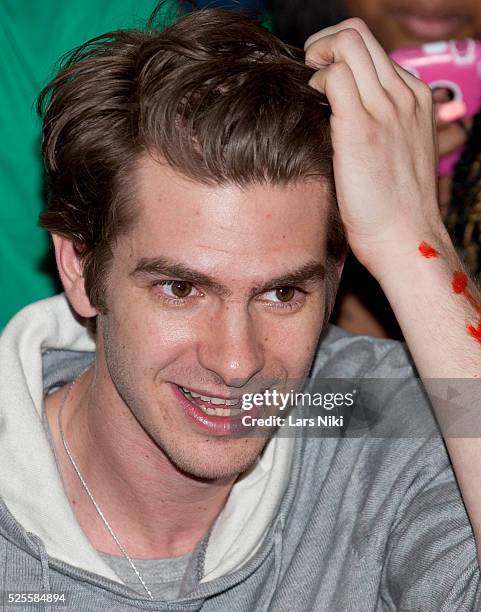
[304,17,481,560]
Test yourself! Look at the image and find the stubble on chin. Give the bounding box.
[159,434,270,482]
[99,313,271,483]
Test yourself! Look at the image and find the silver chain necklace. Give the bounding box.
[57,377,155,600]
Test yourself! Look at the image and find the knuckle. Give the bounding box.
[397,86,417,111]
[417,81,434,106]
[416,80,431,96]
[305,46,322,69]
[337,27,364,48]
[342,17,369,34]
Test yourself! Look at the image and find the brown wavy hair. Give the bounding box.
[38,6,345,320]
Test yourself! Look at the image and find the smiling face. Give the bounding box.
[345,0,481,51]
[91,157,333,481]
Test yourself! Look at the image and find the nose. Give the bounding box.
[197,304,265,388]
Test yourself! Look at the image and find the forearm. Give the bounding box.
[375,225,481,377]
[302,15,481,563]
[373,223,481,560]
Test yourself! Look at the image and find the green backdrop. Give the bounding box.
[0,0,177,328]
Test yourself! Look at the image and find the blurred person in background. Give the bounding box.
[268,0,481,337]
[268,0,481,50]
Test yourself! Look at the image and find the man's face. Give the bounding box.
[95,158,332,481]
[345,0,481,52]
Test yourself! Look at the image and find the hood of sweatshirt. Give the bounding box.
[0,294,295,586]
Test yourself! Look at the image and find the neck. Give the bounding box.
[46,365,237,559]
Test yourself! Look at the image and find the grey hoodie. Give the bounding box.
[0,295,479,611]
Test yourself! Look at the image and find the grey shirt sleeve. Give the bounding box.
[381,435,481,611]
[310,326,481,610]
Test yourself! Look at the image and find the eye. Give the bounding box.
[164,281,194,298]
[261,286,306,311]
[274,286,295,302]
[153,280,201,304]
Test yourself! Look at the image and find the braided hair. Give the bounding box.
[447,110,481,279]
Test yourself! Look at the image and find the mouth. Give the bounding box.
[394,9,465,40]
[178,386,243,417]
[171,383,252,436]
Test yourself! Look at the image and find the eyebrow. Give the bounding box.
[130,256,326,297]
[250,261,326,297]
[131,257,227,295]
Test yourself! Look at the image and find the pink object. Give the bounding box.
[436,99,467,123]
[390,40,481,176]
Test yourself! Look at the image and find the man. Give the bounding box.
[0,6,480,611]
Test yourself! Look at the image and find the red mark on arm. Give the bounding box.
[417,241,481,344]
[467,321,481,344]
[452,271,468,294]
[452,271,481,315]
[451,270,481,343]
[418,241,439,258]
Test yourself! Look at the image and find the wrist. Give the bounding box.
[364,222,455,287]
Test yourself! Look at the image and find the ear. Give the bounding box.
[52,234,98,318]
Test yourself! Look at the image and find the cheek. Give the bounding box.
[103,292,203,374]
[344,1,402,51]
[262,304,324,376]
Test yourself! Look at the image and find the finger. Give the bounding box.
[305,29,389,113]
[390,61,429,96]
[305,18,399,90]
[308,61,364,119]
[391,61,434,112]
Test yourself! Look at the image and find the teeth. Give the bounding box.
[179,386,242,416]
[202,406,240,416]
[211,397,227,405]
[181,387,239,405]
